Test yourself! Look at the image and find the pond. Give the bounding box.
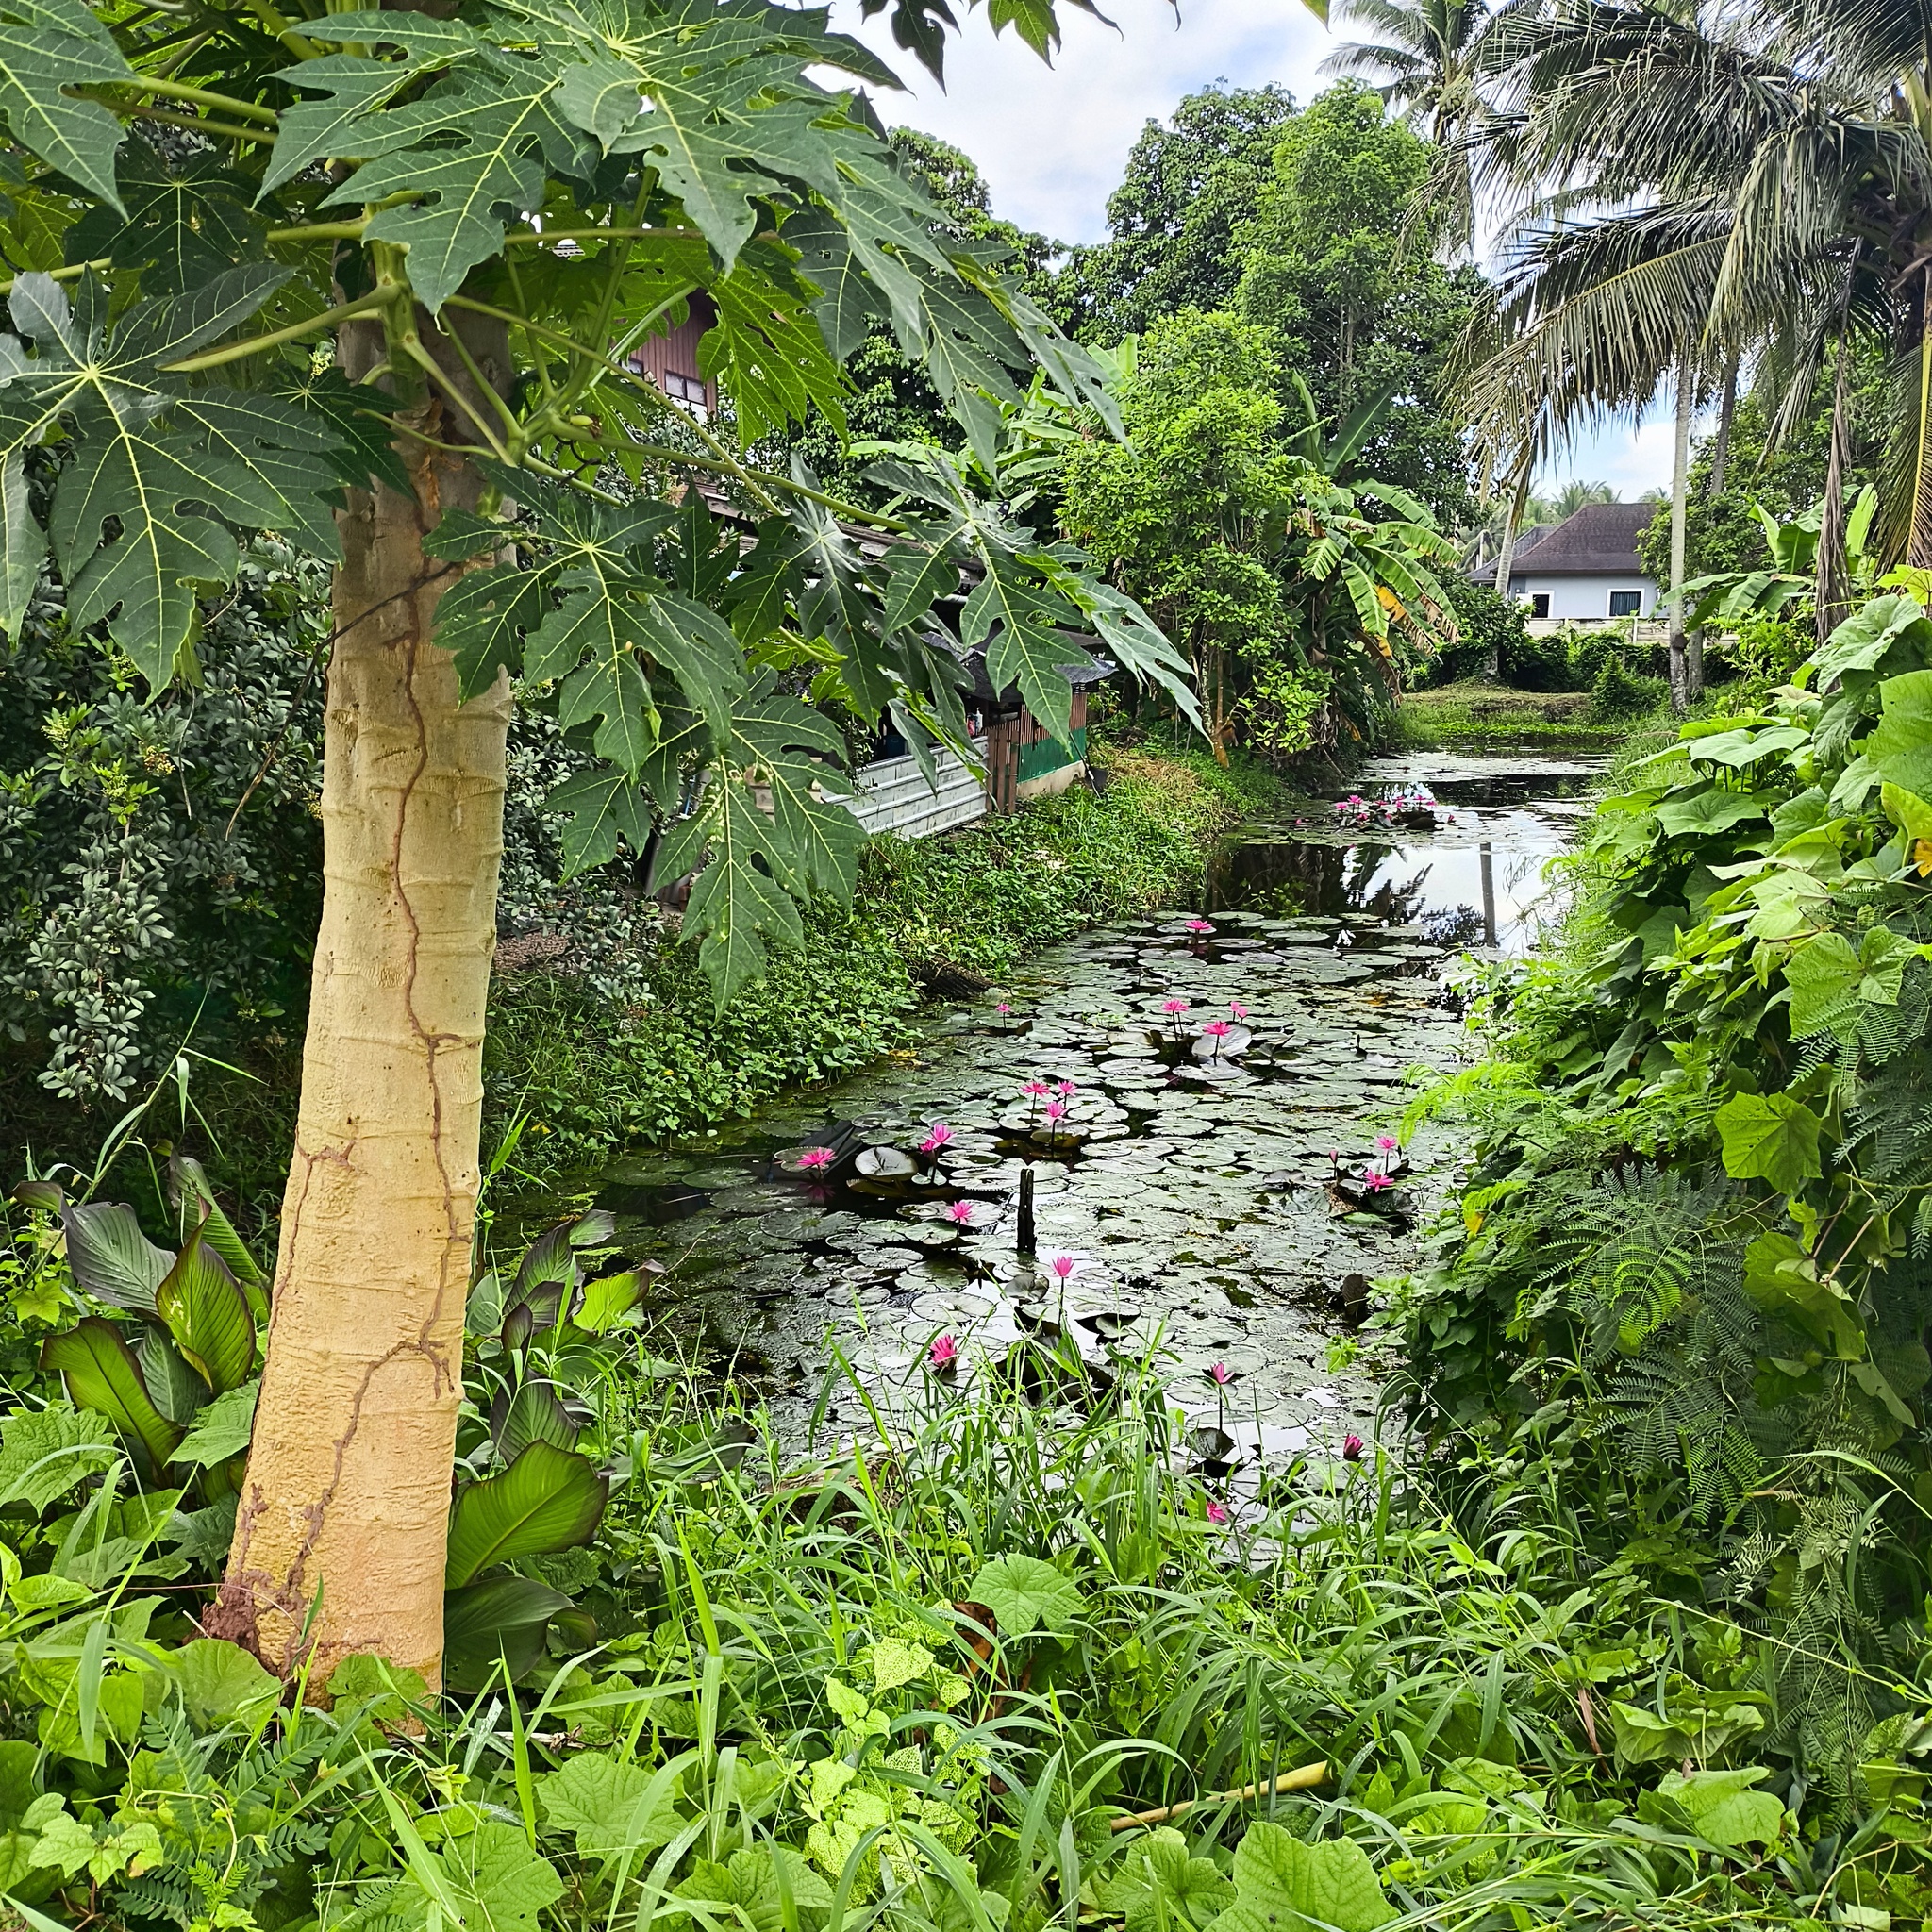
[579,747,1604,1472]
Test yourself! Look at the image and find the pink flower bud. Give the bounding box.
[1206,1499,1229,1524]
[1207,1362,1231,1386]
[1230,1001,1247,1020]
[1050,1255,1077,1280]
[928,1334,958,1370]
[1342,1434,1364,1461]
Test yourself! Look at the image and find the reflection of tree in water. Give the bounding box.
[1214,836,1485,935]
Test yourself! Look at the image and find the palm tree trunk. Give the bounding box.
[1817,329,1853,646]
[1667,362,1693,712]
[1708,353,1739,499]
[1490,458,1532,679]
[1909,275,1932,570]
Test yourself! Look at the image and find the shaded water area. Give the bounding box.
[578,748,1603,1468]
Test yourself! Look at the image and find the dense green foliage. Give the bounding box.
[1398,582,1932,1805]
[486,742,1267,1177]
[8,1142,1932,1932]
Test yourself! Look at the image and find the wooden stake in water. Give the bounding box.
[1017,1166,1036,1254]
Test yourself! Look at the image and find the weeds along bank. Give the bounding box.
[0,1183,1918,1932]
[485,742,1270,1182]
[1394,586,1932,1849]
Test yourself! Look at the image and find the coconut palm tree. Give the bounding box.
[1311,0,1492,254]
[1457,0,1932,662]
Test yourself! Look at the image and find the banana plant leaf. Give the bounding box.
[444,1441,608,1588]
[155,1232,257,1394]
[41,1319,183,1472]
[60,1203,173,1316]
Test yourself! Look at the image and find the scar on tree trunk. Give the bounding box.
[208,306,515,1692]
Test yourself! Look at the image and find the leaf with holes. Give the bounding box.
[0,0,132,208]
[445,1441,608,1587]
[64,144,270,295]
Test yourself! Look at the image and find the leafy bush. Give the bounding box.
[1397,586,1932,1801]
[1431,576,1526,685]
[1589,655,1667,720]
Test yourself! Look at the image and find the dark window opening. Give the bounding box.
[1607,590,1643,618]
[1530,593,1550,620]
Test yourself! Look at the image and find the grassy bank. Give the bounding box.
[485,742,1272,1186]
[1391,679,1661,751]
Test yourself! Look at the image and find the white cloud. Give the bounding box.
[829,0,1334,243]
[1539,400,1692,502]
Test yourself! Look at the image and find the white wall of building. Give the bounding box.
[1510,574,1657,621]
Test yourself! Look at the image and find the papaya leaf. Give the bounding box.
[40,1320,182,1472]
[154,1233,256,1394]
[0,0,132,210]
[444,1441,608,1587]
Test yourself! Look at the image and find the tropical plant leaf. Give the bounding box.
[0,1403,117,1514]
[63,144,270,294]
[154,1232,257,1394]
[59,1202,172,1316]
[161,1639,280,1726]
[40,1319,182,1471]
[0,269,342,683]
[965,1554,1082,1636]
[442,1574,575,1688]
[539,1751,686,1861]
[169,1379,259,1468]
[444,1441,609,1587]
[1208,1822,1392,1932]
[0,0,132,208]
[397,1818,564,1932]
[491,1379,580,1461]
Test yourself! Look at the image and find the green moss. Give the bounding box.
[484,741,1267,1181]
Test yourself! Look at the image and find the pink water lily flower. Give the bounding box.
[1186,918,1215,934]
[928,1334,958,1370]
[920,1123,953,1153]
[996,1002,1012,1015]
[1230,1001,1248,1020]
[798,1147,834,1171]
[1057,1079,1077,1097]
[946,1201,974,1225]
[1023,1078,1051,1097]
[1342,1433,1364,1462]
[1374,1134,1398,1154]
[1361,1172,1392,1192]
[1163,998,1190,1016]
[1043,1099,1068,1123]
[1050,1255,1080,1281]
[1207,1361,1231,1386]
[1206,1499,1230,1524]
[1203,1020,1231,1041]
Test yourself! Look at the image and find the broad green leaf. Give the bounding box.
[169,1379,259,1468]
[545,767,657,874]
[136,1328,208,1427]
[63,146,269,295]
[0,1404,117,1514]
[161,1639,279,1726]
[1680,725,1808,768]
[1867,669,1932,798]
[962,554,1085,747]
[675,1847,833,1932]
[398,1820,564,1932]
[40,1320,182,1472]
[0,269,341,684]
[444,1440,609,1587]
[539,1751,685,1860]
[1653,788,1767,839]
[442,1574,575,1688]
[154,1232,256,1394]
[59,1201,172,1315]
[572,1270,645,1332]
[1714,1091,1824,1192]
[1642,1767,1786,1850]
[0,0,133,209]
[325,1654,432,1724]
[435,562,553,696]
[1099,1828,1236,1932]
[866,1636,934,1692]
[1808,593,1931,690]
[1207,1820,1393,1932]
[491,1379,580,1461]
[167,1156,267,1294]
[1783,932,1862,1035]
[965,1554,1082,1637]
[1741,1232,1862,1358]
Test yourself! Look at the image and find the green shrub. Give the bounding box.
[1589,655,1666,719]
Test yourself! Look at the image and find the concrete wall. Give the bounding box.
[1511,573,1657,620]
[844,739,988,841]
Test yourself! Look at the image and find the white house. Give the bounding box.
[1477,502,1662,624]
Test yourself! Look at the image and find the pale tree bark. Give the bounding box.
[1667,361,1693,712]
[210,308,514,1690]
[1817,327,1852,649]
[1708,353,1739,500]
[1909,283,1932,570]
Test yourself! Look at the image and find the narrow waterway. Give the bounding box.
[589,748,1603,1463]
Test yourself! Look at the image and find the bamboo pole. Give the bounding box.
[1108,1762,1330,1831]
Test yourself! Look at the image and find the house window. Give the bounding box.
[664,370,707,406]
[1607,590,1643,618]
[1530,593,1550,620]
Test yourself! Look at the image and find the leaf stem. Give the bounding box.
[130,75,280,125]
[266,221,370,244]
[121,104,271,144]
[235,0,324,58]
[161,288,395,374]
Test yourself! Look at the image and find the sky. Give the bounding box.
[827,0,1677,498]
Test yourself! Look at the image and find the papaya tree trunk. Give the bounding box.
[1666,360,1693,712]
[210,308,513,1690]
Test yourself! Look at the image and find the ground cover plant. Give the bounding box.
[5,1158,1929,1932]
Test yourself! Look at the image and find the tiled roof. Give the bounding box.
[1513,502,1658,575]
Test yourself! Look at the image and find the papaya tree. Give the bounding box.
[0,0,1191,1689]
